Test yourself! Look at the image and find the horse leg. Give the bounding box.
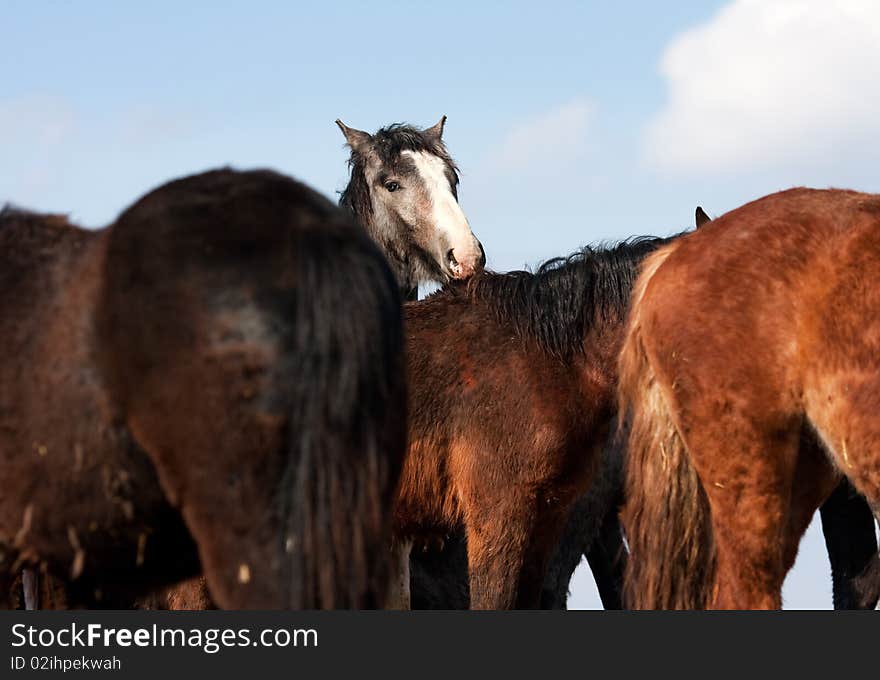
[21,569,39,610]
[514,507,575,609]
[136,577,214,610]
[409,531,470,609]
[708,467,794,609]
[384,539,412,610]
[584,508,625,610]
[540,494,594,609]
[852,552,880,610]
[805,372,880,609]
[466,506,533,610]
[684,417,799,609]
[819,480,878,609]
[0,571,18,610]
[789,405,876,612]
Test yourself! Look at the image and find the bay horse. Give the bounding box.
[619,187,880,609]
[393,235,678,608]
[0,168,406,609]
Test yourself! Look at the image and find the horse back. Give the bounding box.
[632,189,880,372]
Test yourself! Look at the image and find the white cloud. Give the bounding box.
[485,98,596,174]
[644,0,880,175]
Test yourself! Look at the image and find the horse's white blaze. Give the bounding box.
[403,150,481,276]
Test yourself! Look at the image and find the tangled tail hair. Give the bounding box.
[282,224,407,609]
[617,245,716,609]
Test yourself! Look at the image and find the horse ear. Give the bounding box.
[695,206,712,229]
[424,115,447,141]
[335,119,372,153]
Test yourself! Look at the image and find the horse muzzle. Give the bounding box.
[445,239,486,280]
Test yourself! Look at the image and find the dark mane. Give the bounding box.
[338,123,460,224]
[443,235,681,360]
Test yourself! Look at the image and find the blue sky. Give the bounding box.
[4,0,879,608]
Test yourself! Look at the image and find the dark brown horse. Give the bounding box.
[389,236,677,608]
[0,168,406,609]
[619,188,880,609]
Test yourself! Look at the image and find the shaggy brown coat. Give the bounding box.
[620,188,880,609]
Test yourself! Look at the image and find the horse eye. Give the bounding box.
[384,181,400,192]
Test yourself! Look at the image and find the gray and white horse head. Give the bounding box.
[336,117,485,298]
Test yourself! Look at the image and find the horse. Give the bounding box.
[388,235,680,609]
[619,187,880,609]
[0,168,407,609]
[335,117,485,300]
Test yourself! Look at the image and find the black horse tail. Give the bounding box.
[281,223,407,608]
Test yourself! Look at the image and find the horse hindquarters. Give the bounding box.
[619,280,801,609]
[99,173,406,609]
[183,233,405,609]
[800,237,880,609]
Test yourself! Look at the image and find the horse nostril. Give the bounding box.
[477,242,486,268]
[447,249,459,267]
